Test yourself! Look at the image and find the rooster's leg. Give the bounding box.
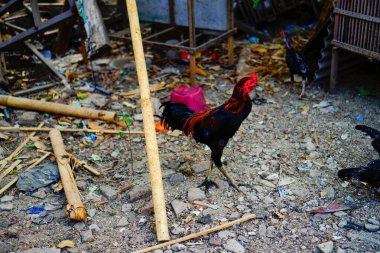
[216,166,242,193]
[299,80,306,98]
[198,159,219,191]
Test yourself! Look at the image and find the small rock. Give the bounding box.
[23,248,61,253]
[76,180,87,191]
[341,134,348,140]
[153,250,164,253]
[192,161,209,173]
[172,243,186,251]
[19,112,39,126]
[218,230,236,239]
[122,203,133,213]
[0,195,14,202]
[364,223,379,232]
[169,173,185,185]
[116,217,129,227]
[89,223,100,232]
[117,181,133,193]
[134,114,143,121]
[336,247,346,253]
[368,218,380,226]
[99,185,118,200]
[144,233,155,243]
[128,186,151,202]
[198,214,212,224]
[171,227,185,235]
[266,173,279,181]
[111,151,120,158]
[209,236,222,246]
[81,230,94,242]
[223,239,245,253]
[31,189,47,199]
[305,142,316,152]
[317,241,333,253]
[74,222,86,231]
[0,203,14,211]
[263,196,274,204]
[140,202,153,215]
[187,188,206,201]
[333,211,347,217]
[338,220,347,228]
[258,224,266,236]
[171,200,192,217]
[87,209,96,217]
[89,94,108,107]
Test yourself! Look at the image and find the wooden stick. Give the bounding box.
[0,126,144,135]
[0,160,21,180]
[0,95,117,122]
[0,150,50,195]
[0,177,17,195]
[132,214,256,253]
[126,0,170,242]
[70,155,101,176]
[0,122,43,171]
[50,129,87,221]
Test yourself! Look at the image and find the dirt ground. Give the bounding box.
[1,39,380,253]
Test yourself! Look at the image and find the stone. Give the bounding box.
[23,248,60,253]
[87,209,96,217]
[169,173,185,185]
[17,163,59,192]
[89,224,100,232]
[0,195,14,202]
[333,211,347,217]
[171,227,185,235]
[317,241,333,253]
[209,236,222,246]
[172,243,187,251]
[31,189,47,199]
[128,186,151,202]
[89,94,108,107]
[263,196,274,204]
[171,200,191,217]
[99,185,118,200]
[116,217,129,227]
[19,112,39,126]
[140,202,153,215]
[81,230,94,242]
[258,224,266,236]
[74,222,86,231]
[187,188,206,201]
[364,223,379,232]
[223,239,245,253]
[305,142,316,151]
[218,230,236,239]
[76,180,87,191]
[0,203,14,211]
[336,247,346,253]
[368,218,380,226]
[192,161,209,173]
[338,220,347,228]
[134,114,143,121]
[122,203,133,213]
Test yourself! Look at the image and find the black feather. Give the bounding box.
[355,125,380,156]
[338,160,380,187]
[160,102,194,131]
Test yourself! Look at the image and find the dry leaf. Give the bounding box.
[87,121,105,130]
[123,101,137,109]
[0,133,9,140]
[57,240,75,248]
[274,211,285,219]
[250,45,268,54]
[34,141,47,151]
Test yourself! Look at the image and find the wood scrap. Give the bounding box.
[132,214,256,253]
[49,129,87,221]
[0,126,144,135]
[70,154,101,176]
[0,95,117,122]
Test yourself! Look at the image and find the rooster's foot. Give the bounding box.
[198,178,219,192]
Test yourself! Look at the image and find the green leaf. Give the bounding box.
[117,131,125,136]
[124,117,131,125]
[27,144,36,149]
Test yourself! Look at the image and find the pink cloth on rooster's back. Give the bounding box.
[170,85,209,112]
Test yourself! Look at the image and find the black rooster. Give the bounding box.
[281,31,312,98]
[160,73,258,192]
[338,125,380,188]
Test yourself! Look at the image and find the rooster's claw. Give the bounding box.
[199,179,219,192]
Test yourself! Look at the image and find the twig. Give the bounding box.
[25,152,51,170]
[0,177,17,195]
[132,214,256,253]
[0,160,22,180]
[69,155,101,176]
[0,122,44,171]
[0,127,144,135]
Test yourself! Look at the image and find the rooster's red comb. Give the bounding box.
[250,72,258,83]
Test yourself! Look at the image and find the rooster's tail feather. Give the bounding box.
[160,102,194,131]
[355,125,380,140]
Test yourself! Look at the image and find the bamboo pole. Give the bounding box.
[132,214,256,253]
[0,127,144,135]
[0,122,43,171]
[126,0,169,242]
[70,155,101,176]
[0,95,117,122]
[50,129,87,221]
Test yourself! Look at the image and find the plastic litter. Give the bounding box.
[170,85,209,112]
[17,163,60,192]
